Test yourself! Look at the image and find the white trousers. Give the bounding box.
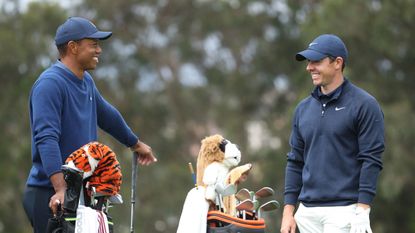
[294,203,356,233]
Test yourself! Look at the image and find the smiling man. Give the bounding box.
[23,17,157,233]
[280,34,385,233]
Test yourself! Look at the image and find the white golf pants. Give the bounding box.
[294,203,356,233]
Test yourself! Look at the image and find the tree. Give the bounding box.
[1,0,414,232]
[0,2,67,232]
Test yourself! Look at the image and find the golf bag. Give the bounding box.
[207,211,265,233]
[46,165,114,233]
[46,211,114,233]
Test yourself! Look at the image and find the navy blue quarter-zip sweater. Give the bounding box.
[27,61,138,187]
[284,79,384,207]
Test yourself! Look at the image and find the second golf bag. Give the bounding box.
[46,142,122,233]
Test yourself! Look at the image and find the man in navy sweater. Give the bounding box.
[280,34,384,233]
[23,17,157,233]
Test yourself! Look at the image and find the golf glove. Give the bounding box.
[350,207,372,233]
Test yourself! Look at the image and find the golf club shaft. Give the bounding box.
[188,162,197,187]
[130,152,138,233]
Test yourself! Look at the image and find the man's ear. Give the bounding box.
[335,57,344,70]
[67,41,79,55]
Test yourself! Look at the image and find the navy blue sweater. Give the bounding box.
[27,61,138,187]
[284,79,384,206]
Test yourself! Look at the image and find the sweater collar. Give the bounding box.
[311,78,349,102]
[54,60,85,84]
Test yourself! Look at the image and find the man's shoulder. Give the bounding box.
[37,65,65,82]
[297,95,315,108]
[291,96,317,118]
[343,81,382,115]
[345,81,378,103]
[31,66,67,93]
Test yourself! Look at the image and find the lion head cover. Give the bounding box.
[177,135,251,233]
[196,135,241,187]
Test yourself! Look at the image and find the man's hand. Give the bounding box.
[130,141,157,165]
[280,204,297,233]
[49,172,66,216]
[49,191,65,216]
[350,205,372,233]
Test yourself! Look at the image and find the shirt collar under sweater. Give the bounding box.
[311,78,349,104]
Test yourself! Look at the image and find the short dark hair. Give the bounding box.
[57,43,68,57]
[56,40,81,57]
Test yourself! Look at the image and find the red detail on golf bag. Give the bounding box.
[207,211,266,233]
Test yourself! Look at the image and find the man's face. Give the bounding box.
[74,38,102,71]
[306,57,338,87]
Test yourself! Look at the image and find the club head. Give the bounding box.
[257,200,280,219]
[255,187,275,199]
[108,194,123,204]
[236,199,255,211]
[235,188,251,201]
[259,200,280,211]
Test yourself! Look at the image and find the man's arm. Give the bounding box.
[95,93,139,147]
[31,78,68,214]
[284,108,304,205]
[280,204,297,233]
[31,79,64,177]
[356,98,384,204]
[94,87,157,165]
[350,98,384,233]
[281,109,304,233]
[48,172,66,215]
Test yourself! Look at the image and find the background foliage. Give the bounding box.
[0,0,414,232]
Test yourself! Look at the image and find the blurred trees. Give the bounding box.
[0,2,66,232]
[0,0,414,232]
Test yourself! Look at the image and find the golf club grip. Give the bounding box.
[130,152,139,233]
[131,152,138,200]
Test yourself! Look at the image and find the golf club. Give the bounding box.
[188,162,197,188]
[254,187,275,199]
[236,199,255,220]
[257,200,280,219]
[235,188,251,202]
[130,152,138,233]
[249,191,259,210]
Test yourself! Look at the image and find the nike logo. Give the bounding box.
[309,42,318,47]
[335,107,346,111]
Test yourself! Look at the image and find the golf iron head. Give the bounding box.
[254,187,275,199]
[235,188,251,202]
[236,199,255,212]
[257,200,280,219]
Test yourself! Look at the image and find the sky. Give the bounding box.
[0,0,81,12]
